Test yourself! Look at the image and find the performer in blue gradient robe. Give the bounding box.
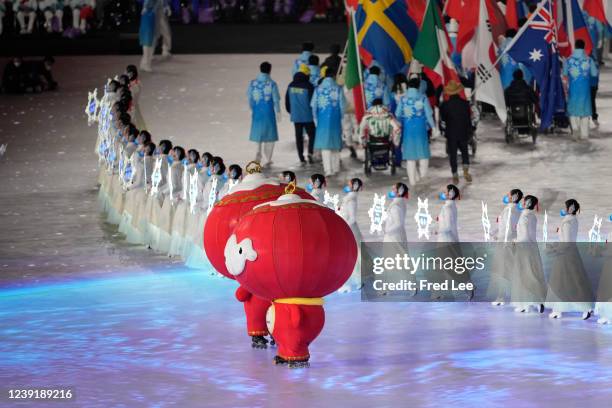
[311,71,345,176]
[395,79,434,187]
[563,41,598,139]
[247,62,280,166]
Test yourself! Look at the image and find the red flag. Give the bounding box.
[445,0,463,20]
[506,0,519,29]
[408,0,428,28]
[457,0,507,51]
[583,0,611,27]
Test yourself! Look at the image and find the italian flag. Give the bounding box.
[412,0,462,92]
[344,11,366,123]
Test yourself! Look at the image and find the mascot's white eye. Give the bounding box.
[224,234,257,276]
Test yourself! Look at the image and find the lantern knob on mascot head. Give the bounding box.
[203,161,313,349]
[224,190,358,367]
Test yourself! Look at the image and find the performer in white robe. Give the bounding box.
[157,146,185,253]
[182,152,212,260]
[338,178,363,293]
[432,185,473,300]
[511,195,546,313]
[185,157,226,270]
[168,149,199,257]
[545,199,594,319]
[383,182,409,243]
[307,173,326,203]
[487,189,523,306]
[218,164,242,199]
[127,65,147,130]
[143,140,172,249]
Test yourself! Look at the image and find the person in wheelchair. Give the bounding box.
[358,98,401,147]
[504,69,538,142]
[358,98,401,175]
[504,69,537,108]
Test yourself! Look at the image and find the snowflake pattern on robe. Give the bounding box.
[400,97,425,119]
[568,57,590,80]
[316,87,340,111]
[250,79,273,104]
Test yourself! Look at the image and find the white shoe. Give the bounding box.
[582,311,592,320]
[514,307,527,313]
[597,317,609,325]
[140,64,152,73]
[549,312,561,319]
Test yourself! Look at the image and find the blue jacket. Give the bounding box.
[563,49,597,117]
[312,78,346,150]
[247,73,280,142]
[285,72,314,124]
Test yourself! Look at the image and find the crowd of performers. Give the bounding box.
[89,63,612,331]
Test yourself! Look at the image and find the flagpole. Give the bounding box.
[491,0,548,68]
[349,6,367,114]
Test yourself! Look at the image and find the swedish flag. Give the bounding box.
[355,0,419,76]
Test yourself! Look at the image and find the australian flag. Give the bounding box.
[508,0,565,130]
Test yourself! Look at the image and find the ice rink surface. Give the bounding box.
[0,55,611,407]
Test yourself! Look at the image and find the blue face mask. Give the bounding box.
[207,169,212,177]
[387,191,397,199]
[138,150,145,158]
[182,158,189,166]
[503,195,510,204]
[167,156,174,165]
[306,183,313,192]
[560,209,567,217]
[439,192,447,201]
[343,185,351,193]
[196,162,203,170]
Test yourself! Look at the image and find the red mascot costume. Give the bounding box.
[224,186,357,367]
[203,162,312,349]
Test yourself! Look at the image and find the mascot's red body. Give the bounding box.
[203,169,312,345]
[225,192,357,366]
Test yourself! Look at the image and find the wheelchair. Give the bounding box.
[505,104,537,144]
[364,136,396,176]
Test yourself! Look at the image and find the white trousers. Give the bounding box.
[156,14,172,55]
[321,149,340,176]
[406,159,429,187]
[254,142,275,165]
[17,11,36,33]
[570,116,589,140]
[140,46,154,71]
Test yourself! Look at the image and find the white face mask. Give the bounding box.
[525,199,533,209]
[568,205,576,215]
[314,180,321,189]
[511,193,519,203]
[447,189,455,200]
